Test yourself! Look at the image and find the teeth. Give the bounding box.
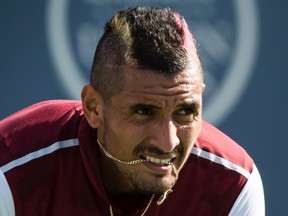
[145,156,172,165]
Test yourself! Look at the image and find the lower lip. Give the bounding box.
[142,161,172,174]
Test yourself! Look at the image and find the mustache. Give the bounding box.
[133,143,183,157]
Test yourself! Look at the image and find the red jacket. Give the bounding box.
[0,100,265,215]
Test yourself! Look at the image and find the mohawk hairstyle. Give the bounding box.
[90,7,199,102]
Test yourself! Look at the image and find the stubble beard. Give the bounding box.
[118,163,178,195]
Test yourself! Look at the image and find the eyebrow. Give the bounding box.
[176,101,200,110]
[130,101,200,111]
[177,99,199,106]
[130,103,161,111]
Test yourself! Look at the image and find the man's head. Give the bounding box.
[82,7,205,196]
[90,7,202,102]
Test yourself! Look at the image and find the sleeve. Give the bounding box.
[0,168,15,216]
[228,164,265,216]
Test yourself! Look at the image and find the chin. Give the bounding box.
[136,175,176,195]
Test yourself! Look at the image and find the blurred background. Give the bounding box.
[0,0,287,215]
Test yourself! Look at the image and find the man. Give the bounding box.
[0,7,264,216]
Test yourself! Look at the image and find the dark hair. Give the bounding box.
[90,7,200,102]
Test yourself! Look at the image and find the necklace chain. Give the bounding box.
[97,139,146,165]
[109,194,155,216]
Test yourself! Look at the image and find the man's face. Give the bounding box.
[98,65,204,195]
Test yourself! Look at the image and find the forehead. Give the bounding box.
[121,66,203,94]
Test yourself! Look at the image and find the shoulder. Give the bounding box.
[0,100,84,167]
[0,100,85,214]
[194,120,254,174]
[181,120,265,215]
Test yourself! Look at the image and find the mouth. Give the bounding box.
[140,155,175,166]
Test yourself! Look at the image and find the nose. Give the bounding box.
[149,117,180,152]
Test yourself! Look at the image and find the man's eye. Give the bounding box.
[135,108,153,115]
[174,107,198,124]
[176,108,195,115]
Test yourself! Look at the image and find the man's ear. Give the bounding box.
[202,83,206,92]
[81,84,103,128]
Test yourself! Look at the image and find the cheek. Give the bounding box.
[179,124,201,149]
[103,121,140,156]
[102,108,147,157]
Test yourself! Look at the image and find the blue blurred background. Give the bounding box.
[0,0,287,215]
